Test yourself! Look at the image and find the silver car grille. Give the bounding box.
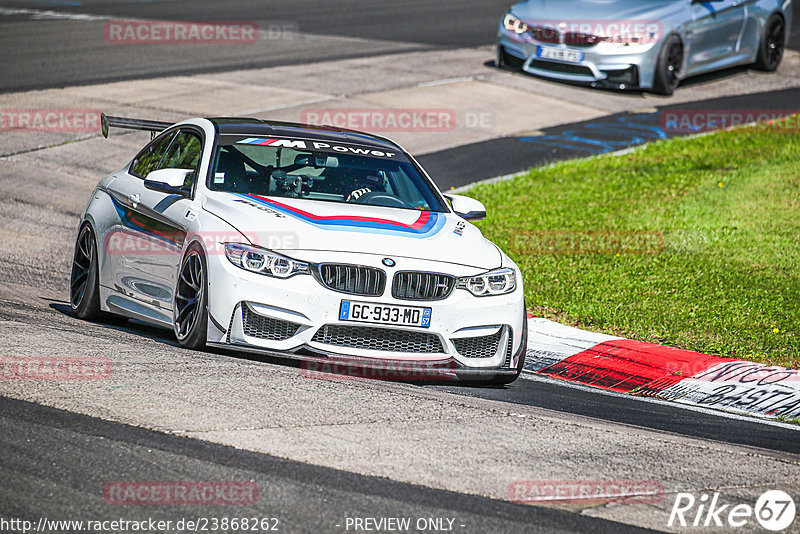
[391,271,456,301]
[315,264,386,297]
[241,305,301,341]
[312,324,444,353]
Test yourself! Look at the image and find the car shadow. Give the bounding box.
[677,64,752,87]
[49,301,183,348]
[485,59,764,97]
[484,59,650,97]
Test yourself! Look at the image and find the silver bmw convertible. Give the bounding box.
[497,0,792,94]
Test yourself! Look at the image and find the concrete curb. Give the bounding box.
[524,317,800,423]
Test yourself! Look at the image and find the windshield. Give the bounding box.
[208,135,447,212]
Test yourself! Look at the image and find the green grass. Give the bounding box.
[467,120,800,368]
[776,415,800,425]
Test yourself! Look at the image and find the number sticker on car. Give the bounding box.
[340,301,432,328]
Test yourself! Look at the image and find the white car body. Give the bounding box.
[73,116,527,382]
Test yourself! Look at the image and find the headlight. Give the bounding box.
[223,243,309,278]
[457,268,517,297]
[503,13,529,35]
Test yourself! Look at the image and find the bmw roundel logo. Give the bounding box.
[382,258,396,267]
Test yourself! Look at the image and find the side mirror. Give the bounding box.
[444,194,487,221]
[144,168,192,196]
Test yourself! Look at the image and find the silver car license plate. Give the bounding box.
[537,45,583,63]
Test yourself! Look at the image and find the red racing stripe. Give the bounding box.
[251,195,431,229]
[537,339,728,394]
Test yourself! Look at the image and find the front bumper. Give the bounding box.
[497,32,660,90]
[205,251,526,376]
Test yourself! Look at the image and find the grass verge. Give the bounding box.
[469,120,800,368]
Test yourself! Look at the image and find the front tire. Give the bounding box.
[174,244,208,350]
[652,35,683,96]
[754,14,785,72]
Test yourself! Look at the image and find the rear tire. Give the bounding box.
[754,14,785,71]
[174,244,208,350]
[70,224,102,320]
[652,34,683,95]
[70,224,128,325]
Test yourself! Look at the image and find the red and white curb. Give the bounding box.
[524,317,800,422]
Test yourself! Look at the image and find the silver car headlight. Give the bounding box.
[503,13,529,35]
[224,243,309,278]
[457,268,517,297]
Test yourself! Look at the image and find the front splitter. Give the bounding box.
[207,341,517,383]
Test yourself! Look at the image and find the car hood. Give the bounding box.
[510,0,683,24]
[202,192,501,270]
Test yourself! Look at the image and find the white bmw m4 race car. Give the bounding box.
[71,114,527,383]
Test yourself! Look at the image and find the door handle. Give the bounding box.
[128,193,140,208]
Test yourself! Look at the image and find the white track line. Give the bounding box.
[0,7,111,21]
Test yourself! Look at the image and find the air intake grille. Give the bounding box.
[453,328,505,359]
[527,27,602,48]
[316,264,385,296]
[391,272,456,301]
[504,329,514,368]
[312,324,444,353]
[242,305,301,341]
[530,60,593,76]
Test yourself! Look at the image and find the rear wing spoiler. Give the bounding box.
[101,112,173,139]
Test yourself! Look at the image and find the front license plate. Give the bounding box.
[340,301,432,328]
[537,45,583,63]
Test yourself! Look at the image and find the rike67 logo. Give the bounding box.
[669,490,795,531]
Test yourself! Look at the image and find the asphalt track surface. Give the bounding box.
[0,0,797,92]
[421,85,800,189]
[77,318,800,455]
[441,376,800,455]
[0,0,512,92]
[1,396,656,534]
